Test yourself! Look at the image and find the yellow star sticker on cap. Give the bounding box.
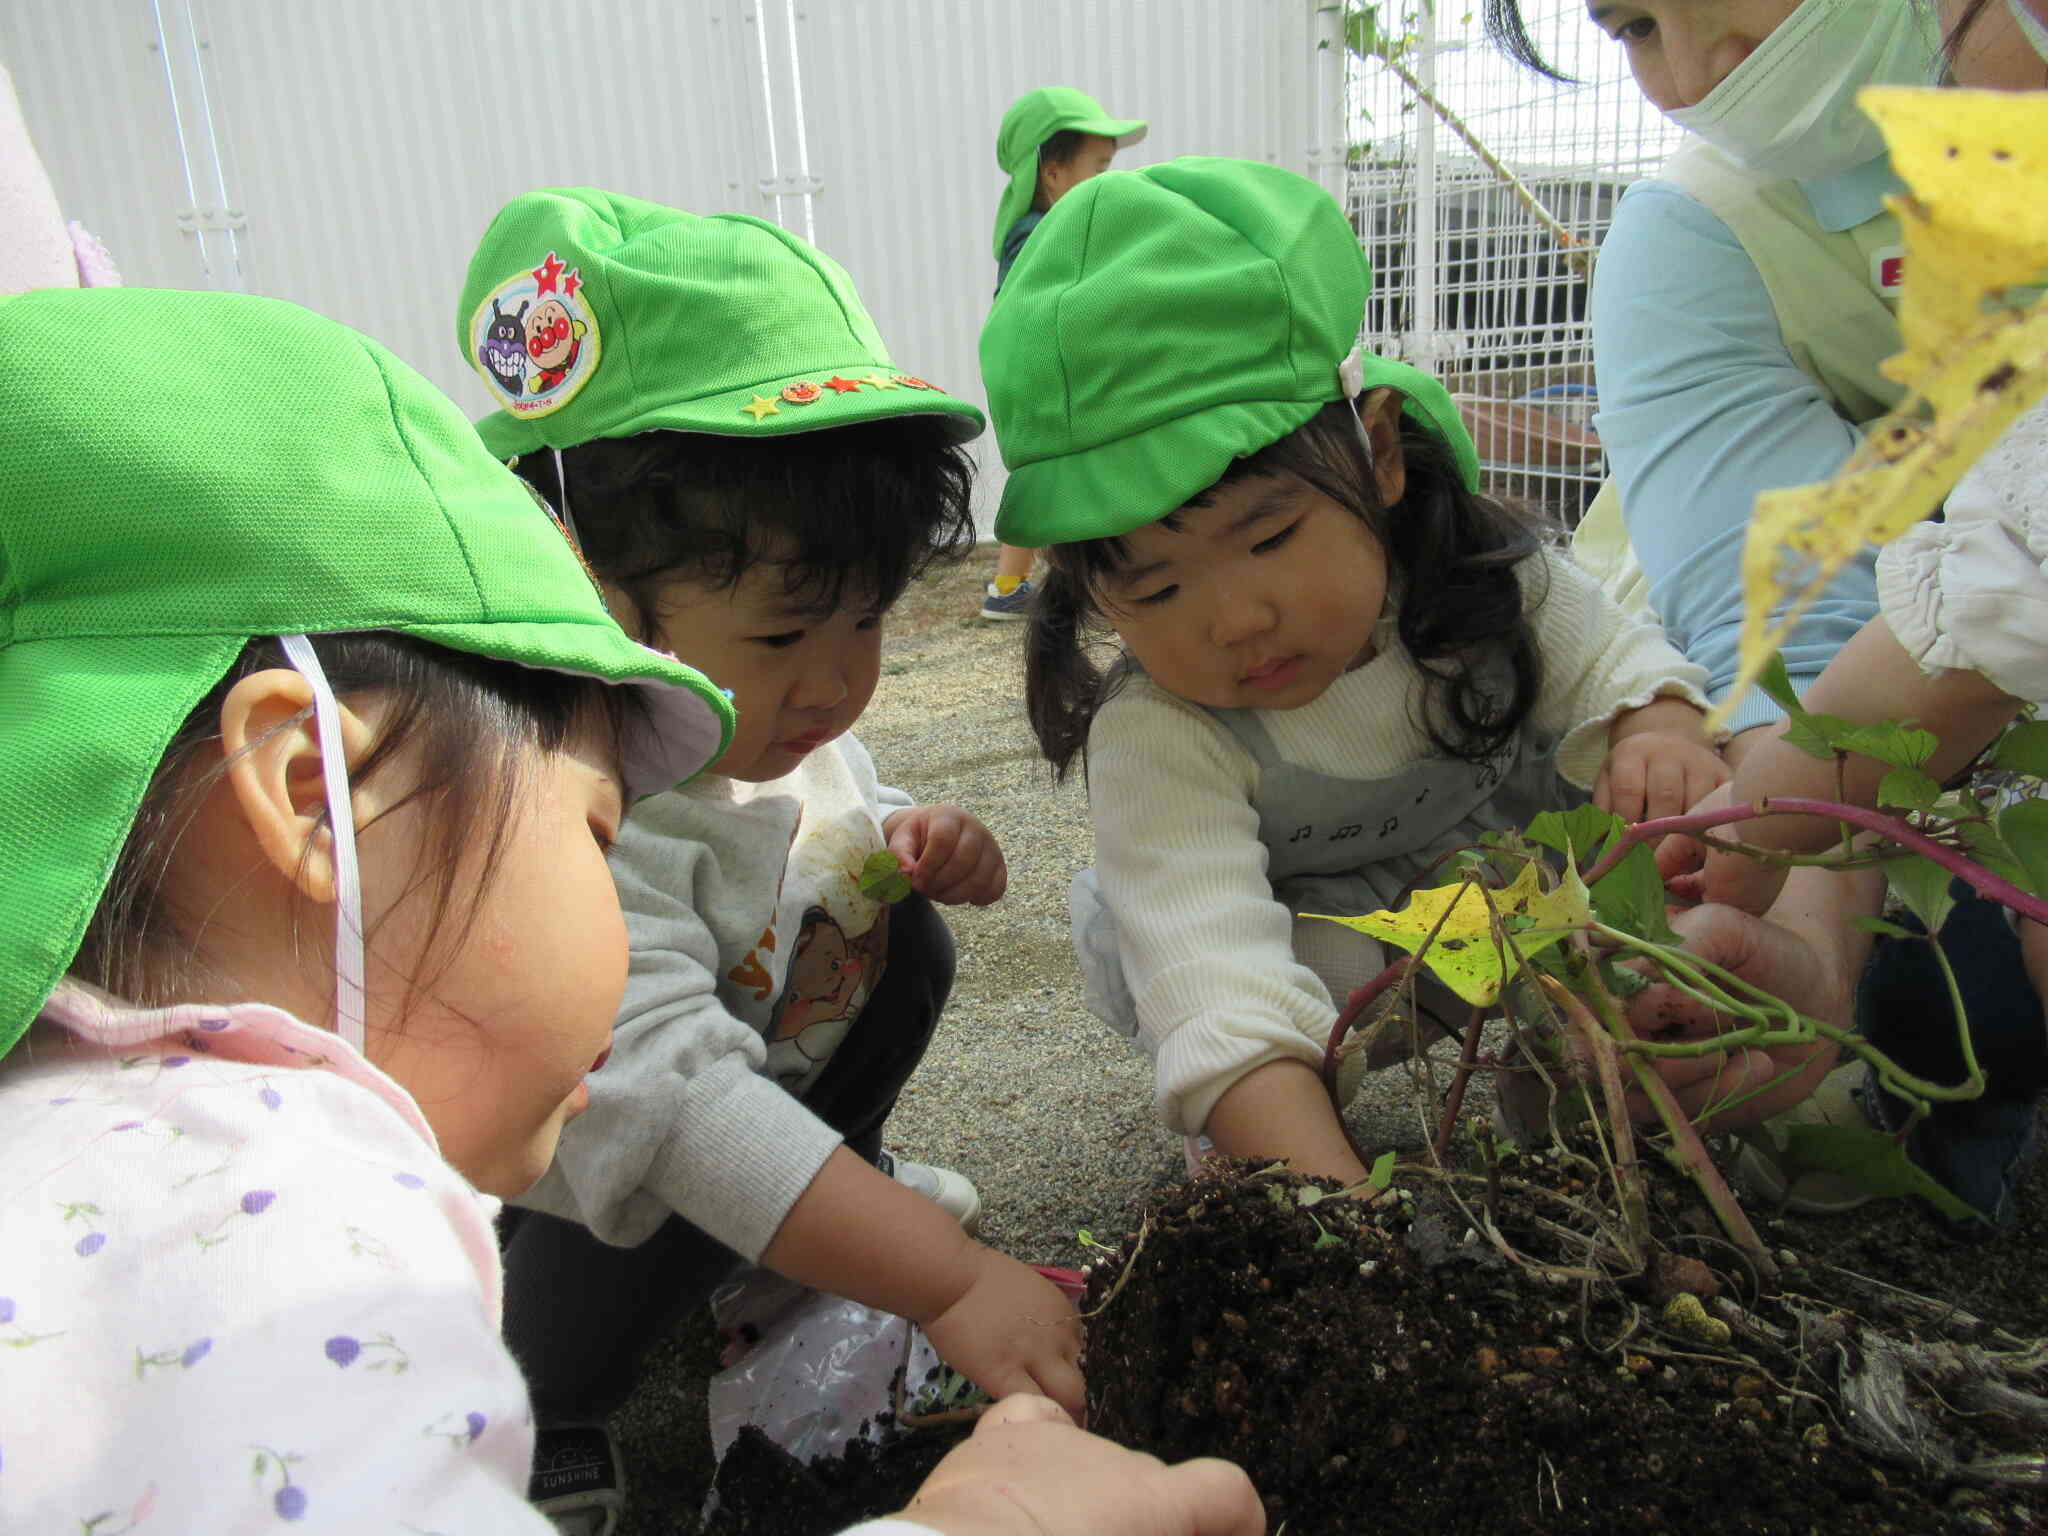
[858,373,900,390]
[741,394,781,421]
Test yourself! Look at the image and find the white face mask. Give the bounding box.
[1668,0,1941,182]
[2012,0,2048,63]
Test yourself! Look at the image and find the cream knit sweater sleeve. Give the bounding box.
[1525,546,1714,784]
[1085,678,1345,1135]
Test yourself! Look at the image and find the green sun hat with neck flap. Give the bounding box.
[981,156,1480,547]
[992,86,1148,261]
[0,287,737,1059]
[459,187,984,462]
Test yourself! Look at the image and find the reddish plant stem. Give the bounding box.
[1323,956,1413,1168]
[1322,955,1414,1101]
[1432,1003,1490,1162]
[1580,797,2048,926]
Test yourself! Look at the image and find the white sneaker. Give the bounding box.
[877,1150,982,1234]
[1184,1134,1215,1177]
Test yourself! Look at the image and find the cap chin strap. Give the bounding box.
[1338,343,1366,402]
[550,447,582,544]
[278,634,367,1056]
[1339,342,1381,482]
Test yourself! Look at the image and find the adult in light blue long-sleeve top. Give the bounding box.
[1483,0,2044,1228]
[1590,156,1895,738]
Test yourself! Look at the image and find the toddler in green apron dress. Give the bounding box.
[980,157,1727,1186]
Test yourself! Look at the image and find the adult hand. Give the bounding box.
[899,1394,1265,1536]
[1620,870,1878,1133]
[920,1247,1086,1423]
[885,806,1009,906]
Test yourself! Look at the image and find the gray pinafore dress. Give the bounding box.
[1072,698,1585,1039]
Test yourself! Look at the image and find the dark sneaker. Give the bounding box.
[1857,883,2047,1231]
[531,1422,624,1536]
[978,578,1036,620]
[1864,1066,2042,1233]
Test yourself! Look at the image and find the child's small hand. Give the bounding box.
[920,1245,1085,1422]
[904,1394,1265,1536]
[884,806,1009,906]
[1654,781,1796,916]
[1592,731,1729,825]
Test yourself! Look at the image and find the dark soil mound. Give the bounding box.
[704,1421,968,1536]
[1080,1156,2044,1535]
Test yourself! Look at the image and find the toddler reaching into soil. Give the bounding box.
[980,157,1727,1188]
[0,286,734,1529]
[455,188,1083,1524]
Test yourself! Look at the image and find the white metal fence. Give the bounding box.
[1344,0,1684,524]
[3,0,1346,538]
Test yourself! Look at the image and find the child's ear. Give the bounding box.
[218,669,376,906]
[1354,387,1408,508]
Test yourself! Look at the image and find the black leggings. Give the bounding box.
[500,891,956,1419]
[1858,880,2047,1102]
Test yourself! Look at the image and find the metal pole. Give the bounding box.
[1409,0,1438,366]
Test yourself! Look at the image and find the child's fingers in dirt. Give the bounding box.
[925,1258,1087,1424]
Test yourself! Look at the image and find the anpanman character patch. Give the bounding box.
[467,249,602,418]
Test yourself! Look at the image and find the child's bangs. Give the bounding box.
[522,417,976,627]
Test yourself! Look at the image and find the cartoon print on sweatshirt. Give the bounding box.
[462,248,599,418]
[762,903,889,1092]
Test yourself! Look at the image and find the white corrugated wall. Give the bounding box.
[4,0,1343,528]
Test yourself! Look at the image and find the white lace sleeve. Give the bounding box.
[1878,400,2048,703]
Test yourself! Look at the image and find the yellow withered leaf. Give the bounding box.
[1307,859,1591,1006]
[1721,87,2048,727]
[1860,87,2048,384]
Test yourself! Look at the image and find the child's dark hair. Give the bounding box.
[513,418,977,641]
[76,633,630,1017]
[1033,130,1090,211]
[1026,397,1549,780]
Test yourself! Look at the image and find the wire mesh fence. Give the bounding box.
[1343,0,1684,526]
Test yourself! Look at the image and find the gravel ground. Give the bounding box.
[607,552,1466,1534]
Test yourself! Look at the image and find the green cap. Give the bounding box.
[459,187,984,461]
[0,287,738,1058]
[993,87,1148,261]
[981,157,1481,546]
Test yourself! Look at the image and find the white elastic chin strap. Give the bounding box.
[1339,343,1379,471]
[551,447,582,544]
[1339,343,1366,402]
[279,634,367,1055]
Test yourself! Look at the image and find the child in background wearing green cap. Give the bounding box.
[982,158,1731,1190]
[456,188,1083,1517]
[0,287,1262,1536]
[979,86,1149,623]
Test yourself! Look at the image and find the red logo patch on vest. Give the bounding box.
[1872,246,1906,295]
